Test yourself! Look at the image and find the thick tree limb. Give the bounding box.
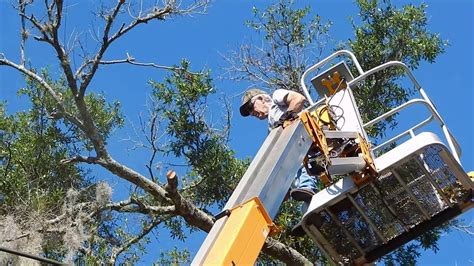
[263,238,313,265]
[164,170,214,232]
[97,157,169,202]
[164,171,312,265]
[61,156,178,213]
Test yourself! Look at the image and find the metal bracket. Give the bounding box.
[311,61,354,98]
[300,110,378,187]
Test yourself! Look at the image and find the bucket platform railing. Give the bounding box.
[298,50,473,265]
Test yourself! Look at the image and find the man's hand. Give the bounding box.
[276,110,299,128]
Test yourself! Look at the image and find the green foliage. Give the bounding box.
[150,60,247,208]
[83,92,124,147]
[382,221,453,266]
[0,69,128,262]
[239,0,331,93]
[1,68,124,211]
[345,0,447,138]
[0,86,90,261]
[0,101,85,213]
[258,200,324,264]
[384,243,421,266]
[165,217,187,241]
[248,1,321,47]
[155,246,191,265]
[20,69,124,151]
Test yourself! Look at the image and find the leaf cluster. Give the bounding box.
[227,0,331,93]
[0,69,129,262]
[0,101,85,215]
[346,0,447,138]
[155,246,191,265]
[20,69,125,151]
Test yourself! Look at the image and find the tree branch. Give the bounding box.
[164,170,214,231]
[0,56,86,132]
[78,0,126,98]
[75,53,202,79]
[19,13,51,43]
[97,157,170,202]
[163,170,311,264]
[109,217,163,264]
[18,0,28,65]
[60,155,101,165]
[78,0,209,97]
[452,222,474,236]
[106,198,176,215]
[263,238,313,265]
[21,1,80,98]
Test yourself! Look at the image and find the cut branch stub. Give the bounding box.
[166,170,178,192]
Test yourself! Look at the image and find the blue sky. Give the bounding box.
[0,0,473,265]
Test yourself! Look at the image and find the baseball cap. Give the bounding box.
[239,88,267,117]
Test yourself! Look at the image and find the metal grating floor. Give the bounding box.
[304,144,472,264]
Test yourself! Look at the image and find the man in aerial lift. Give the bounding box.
[239,88,319,212]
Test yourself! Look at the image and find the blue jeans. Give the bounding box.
[292,166,319,193]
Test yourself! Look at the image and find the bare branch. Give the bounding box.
[53,0,63,30]
[127,59,204,75]
[106,198,176,215]
[45,0,54,23]
[18,0,28,65]
[109,217,163,264]
[452,221,474,236]
[79,0,210,97]
[144,108,160,181]
[19,13,52,43]
[49,4,80,98]
[60,155,101,165]
[0,56,85,130]
[221,44,276,87]
[77,0,126,98]
[76,53,202,78]
[19,1,79,97]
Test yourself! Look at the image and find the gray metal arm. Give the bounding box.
[192,121,312,264]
